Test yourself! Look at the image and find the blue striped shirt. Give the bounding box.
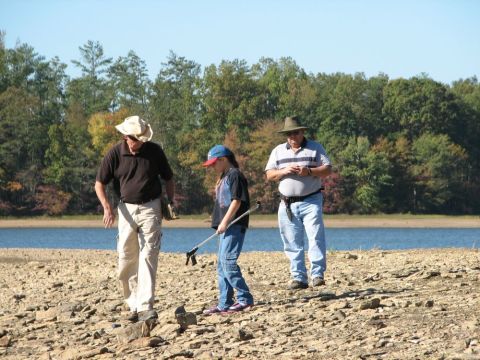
[265,139,331,197]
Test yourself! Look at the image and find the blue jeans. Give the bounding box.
[217,225,254,309]
[278,192,326,283]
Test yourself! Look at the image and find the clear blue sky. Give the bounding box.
[1,0,479,84]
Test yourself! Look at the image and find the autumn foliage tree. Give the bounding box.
[1,36,479,215]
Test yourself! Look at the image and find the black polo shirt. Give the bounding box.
[96,141,173,204]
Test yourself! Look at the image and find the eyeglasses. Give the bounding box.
[286,130,301,136]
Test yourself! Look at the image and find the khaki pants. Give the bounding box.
[117,198,162,312]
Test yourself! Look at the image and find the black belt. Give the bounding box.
[280,187,324,204]
[122,197,159,205]
[280,187,324,221]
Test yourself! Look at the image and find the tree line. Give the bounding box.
[1,36,479,216]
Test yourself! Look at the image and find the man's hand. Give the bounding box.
[299,166,312,177]
[95,181,115,228]
[103,208,115,228]
[283,164,301,176]
[167,202,178,220]
[162,197,179,220]
[266,164,302,182]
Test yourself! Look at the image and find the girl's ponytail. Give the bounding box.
[226,154,239,168]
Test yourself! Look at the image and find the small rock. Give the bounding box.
[235,327,254,341]
[358,298,381,310]
[422,271,441,279]
[14,312,28,319]
[38,353,51,360]
[186,339,208,349]
[376,338,389,348]
[130,336,165,348]
[333,310,346,321]
[115,321,155,344]
[0,336,11,347]
[36,307,58,322]
[13,294,26,301]
[175,305,197,330]
[424,300,434,307]
[189,326,215,335]
[328,301,348,311]
[151,323,180,341]
[367,319,387,329]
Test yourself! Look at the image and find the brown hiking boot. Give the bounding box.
[138,310,158,322]
[126,311,138,322]
[287,280,308,290]
[312,277,326,287]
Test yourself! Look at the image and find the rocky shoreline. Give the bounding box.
[0,248,479,359]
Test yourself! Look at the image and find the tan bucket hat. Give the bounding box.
[115,115,153,142]
[277,116,309,133]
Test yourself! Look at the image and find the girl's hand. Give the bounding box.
[217,222,228,234]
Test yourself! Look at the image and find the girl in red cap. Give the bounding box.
[202,145,254,314]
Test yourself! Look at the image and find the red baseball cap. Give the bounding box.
[202,145,233,167]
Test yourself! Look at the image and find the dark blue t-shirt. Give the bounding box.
[211,167,250,229]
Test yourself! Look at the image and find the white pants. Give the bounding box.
[117,198,162,312]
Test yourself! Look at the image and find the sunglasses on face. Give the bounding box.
[126,135,140,142]
[286,130,301,136]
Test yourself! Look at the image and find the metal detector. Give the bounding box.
[185,201,261,266]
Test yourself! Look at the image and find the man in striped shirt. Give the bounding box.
[265,116,332,290]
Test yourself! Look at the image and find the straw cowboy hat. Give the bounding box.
[115,115,153,142]
[277,116,309,133]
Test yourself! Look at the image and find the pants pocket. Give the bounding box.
[223,253,240,272]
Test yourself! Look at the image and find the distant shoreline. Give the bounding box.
[1,216,479,228]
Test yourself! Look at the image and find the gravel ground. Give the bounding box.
[0,248,479,359]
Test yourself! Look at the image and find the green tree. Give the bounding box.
[70,40,112,116]
[253,57,311,122]
[0,87,42,212]
[371,136,414,213]
[43,122,97,212]
[0,30,7,92]
[149,52,202,149]
[337,137,393,213]
[383,76,462,141]
[315,73,389,154]
[243,120,284,212]
[411,133,468,213]
[201,59,265,141]
[149,52,204,212]
[177,128,214,213]
[451,77,480,165]
[108,50,151,114]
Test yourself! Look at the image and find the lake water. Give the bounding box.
[0,227,479,253]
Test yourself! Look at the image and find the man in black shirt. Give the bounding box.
[95,115,175,322]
